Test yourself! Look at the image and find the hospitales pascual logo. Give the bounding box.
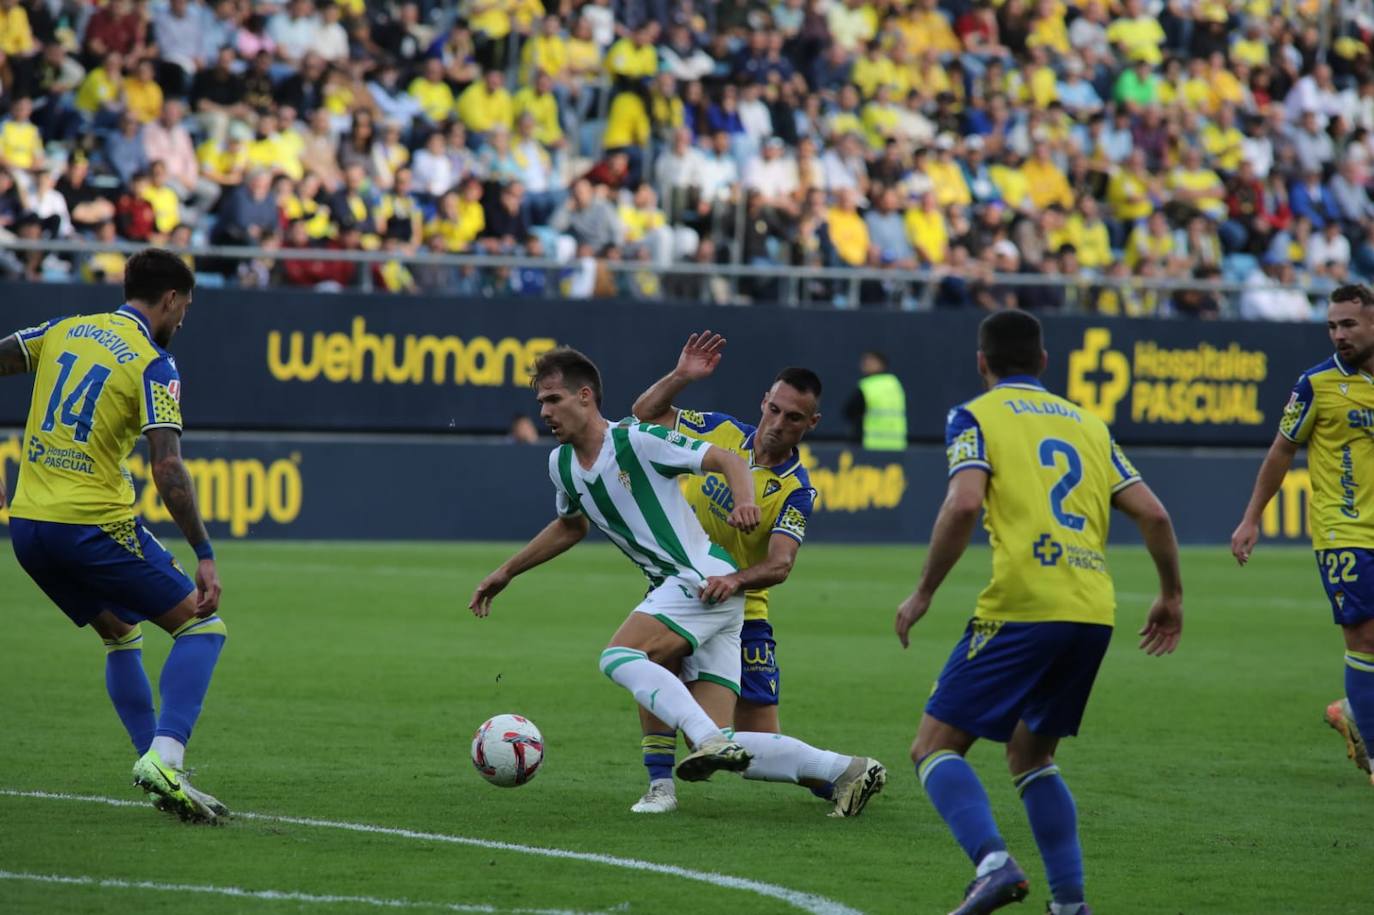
[1066,328,1267,427]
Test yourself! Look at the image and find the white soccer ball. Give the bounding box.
[471,714,544,787]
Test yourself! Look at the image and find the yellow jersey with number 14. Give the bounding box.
[674,409,816,622]
[946,376,1140,626]
[8,306,183,525]
[1278,353,1374,549]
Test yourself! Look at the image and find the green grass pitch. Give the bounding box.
[0,541,1370,914]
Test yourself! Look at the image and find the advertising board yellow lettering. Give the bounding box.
[267,317,556,388]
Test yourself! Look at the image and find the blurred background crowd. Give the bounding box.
[1,0,1374,317]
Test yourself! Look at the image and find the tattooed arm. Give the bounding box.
[147,427,221,614]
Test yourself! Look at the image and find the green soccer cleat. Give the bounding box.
[133,750,225,823]
[674,736,752,782]
[829,757,888,818]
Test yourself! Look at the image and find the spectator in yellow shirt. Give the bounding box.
[1062,196,1112,270]
[1027,0,1070,55]
[522,15,569,84]
[0,0,35,57]
[123,59,164,125]
[989,151,1031,213]
[1201,106,1244,173]
[1106,0,1165,65]
[1230,20,1268,67]
[852,40,896,99]
[140,160,182,234]
[926,135,971,208]
[456,69,514,139]
[1207,51,1246,112]
[514,71,565,147]
[1023,143,1074,211]
[905,190,949,264]
[408,58,456,125]
[827,186,871,266]
[0,97,44,172]
[862,85,902,149]
[898,0,960,56]
[606,23,659,86]
[1106,149,1154,222]
[1123,210,1173,268]
[425,179,486,252]
[1167,146,1226,221]
[602,90,650,150]
[76,51,125,121]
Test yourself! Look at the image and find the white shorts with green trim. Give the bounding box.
[633,554,744,694]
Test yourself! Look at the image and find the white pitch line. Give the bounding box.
[0,789,862,915]
[0,870,604,915]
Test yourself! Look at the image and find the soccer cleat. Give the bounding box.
[674,736,752,782]
[1324,698,1372,781]
[132,750,223,823]
[630,781,678,814]
[948,856,1030,915]
[828,757,887,818]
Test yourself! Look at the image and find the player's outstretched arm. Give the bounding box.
[630,329,726,427]
[1113,481,1183,656]
[147,428,221,616]
[1230,432,1299,566]
[895,469,987,648]
[469,514,589,617]
[0,333,29,376]
[701,445,760,532]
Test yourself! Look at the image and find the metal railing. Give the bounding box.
[0,236,1332,317]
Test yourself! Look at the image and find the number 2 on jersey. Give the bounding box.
[1324,550,1359,585]
[1039,438,1086,531]
[41,351,112,444]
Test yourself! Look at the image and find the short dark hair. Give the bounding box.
[774,366,822,399]
[531,346,603,406]
[862,350,889,370]
[1331,284,1374,307]
[124,248,194,305]
[979,310,1044,378]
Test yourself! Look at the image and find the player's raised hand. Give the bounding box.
[0,475,6,511]
[894,591,932,649]
[675,330,726,381]
[1137,594,1182,656]
[1230,517,1260,566]
[700,573,740,605]
[194,559,221,616]
[727,501,761,533]
[470,569,511,618]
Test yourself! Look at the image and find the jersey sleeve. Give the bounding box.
[676,408,742,439]
[10,320,56,372]
[1108,437,1142,494]
[140,356,183,433]
[772,485,815,544]
[945,406,990,476]
[632,422,709,477]
[549,447,583,517]
[1279,373,1316,444]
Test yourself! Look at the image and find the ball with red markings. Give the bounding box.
[471,714,544,787]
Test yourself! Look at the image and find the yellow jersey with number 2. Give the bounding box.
[945,376,1141,626]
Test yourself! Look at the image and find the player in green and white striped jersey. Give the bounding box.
[472,347,879,798]
[471,346,761,781]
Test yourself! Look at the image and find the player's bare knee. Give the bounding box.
[90,612,135,642]
[1345,619,1374,654]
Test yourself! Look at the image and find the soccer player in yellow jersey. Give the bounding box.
[626,331,886,817]
[1232,283,1374,787]
[0,250,228,823]
[895,311,1183,915]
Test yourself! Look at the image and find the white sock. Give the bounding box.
[151,736,185,770]
[649,777,675,793]
[599,649,722,748]
[975,851,1010,878]
[733,732,850,784]
[1049,904,1085,915]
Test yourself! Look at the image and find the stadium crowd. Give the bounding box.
[1,0,1373,317]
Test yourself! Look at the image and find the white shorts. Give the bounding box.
[633,554,744,694]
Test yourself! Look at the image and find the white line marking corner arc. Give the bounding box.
[0,789,862,915]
